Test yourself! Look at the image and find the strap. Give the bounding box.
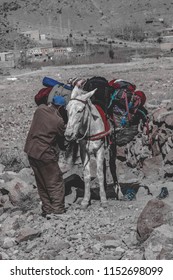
[108,89,118,108]
[88,129,111,141]
[87,105,111,141]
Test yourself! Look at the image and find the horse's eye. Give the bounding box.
[76,109,83,113]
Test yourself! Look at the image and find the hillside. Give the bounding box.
[0,0,173,47]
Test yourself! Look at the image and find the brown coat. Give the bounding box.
[24,104,65,161]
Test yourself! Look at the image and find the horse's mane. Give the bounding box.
[65,141,79,164]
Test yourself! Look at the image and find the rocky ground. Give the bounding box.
[0,57,173,260]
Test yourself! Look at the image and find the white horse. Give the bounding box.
[65,86,123,208]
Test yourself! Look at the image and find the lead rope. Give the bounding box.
[76,104,92,142]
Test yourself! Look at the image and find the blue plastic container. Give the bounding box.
[42,76,73,90]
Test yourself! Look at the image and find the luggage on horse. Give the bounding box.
[43,76,73,90]
[108,79,147,124]
[108,79,148,146]
[83,76,113,111]
[77,76,148,146]
[34,77,72,106]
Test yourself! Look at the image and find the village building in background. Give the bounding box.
[0,51,15,68]
[20,30,40,41]
[1,22,173,69]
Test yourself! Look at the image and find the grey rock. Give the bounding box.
[165,149,173,165]
[152,108,168,123]
[167,137,173,148]
[55,255,68,260]
[6,230,16,238]
[17,168,36,185]
[93,233,116,241]
[0,207,3,216]
[2,237,16,249]
[144,224,173,260]
[0,252,9,260]
[92,243,102,253]
[0,171,18,183]
[16,227,41,243]
[165,112,173,128]
[142,155,163,178]
[104,240,120,248]
[4,177,37,211]
[123,249,144,260]
[25,242,38,253]
[0,212,8,223]
[137,199,173,242]
[47,237,70,253]
[164,165,173,177]
[1,216,20,233]
[0,164,5,174]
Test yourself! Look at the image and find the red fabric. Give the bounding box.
[134,90,146,106]
[108,79,136,91]
[35,87,53,105]
[108,79,118,87]
[95,104,110,132]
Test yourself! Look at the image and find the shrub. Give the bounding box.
[107,23,145,42]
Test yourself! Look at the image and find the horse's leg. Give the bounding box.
[103,157,107,190]
[81,152,91,208]
[109,141,123,200]
[79,142,91,208]
[96,145,107,205]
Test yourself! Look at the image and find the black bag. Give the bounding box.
[83,76,112,110]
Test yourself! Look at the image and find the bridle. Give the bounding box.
[68,98,111,141]
[68,98,92,141]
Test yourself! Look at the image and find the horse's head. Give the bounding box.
[65,87,96,141]
[70,85,84,99]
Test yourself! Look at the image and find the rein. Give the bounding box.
[68,98,111,141]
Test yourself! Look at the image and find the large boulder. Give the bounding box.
[144,224,173,259]
[6,179,33,205]
[136,199,173,242]
[142,155,163,178]
[152,108,167,124]
[165,114,173,128]
[3,177,38,211]
[17,168,36,186]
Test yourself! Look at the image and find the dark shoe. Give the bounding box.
[122,188,136,201]
[157,187,169,199]
[46,213,66,220]
[41,211,65,219]
[41,212,47,218]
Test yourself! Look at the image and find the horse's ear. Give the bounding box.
[71,86,83,98]
[84,88,97,100]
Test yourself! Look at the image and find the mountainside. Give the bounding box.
[0,0,173,38]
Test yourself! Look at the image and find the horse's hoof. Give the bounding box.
[80,204,88,210]
[118,194,124,201]
[81,201,89,209]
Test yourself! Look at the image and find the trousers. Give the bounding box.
[28,157,65,214]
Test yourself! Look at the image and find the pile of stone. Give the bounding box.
[123,99,173,180]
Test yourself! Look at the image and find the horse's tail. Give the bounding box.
[65,141,79,164]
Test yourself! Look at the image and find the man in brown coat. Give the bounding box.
[24,96,67,218]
